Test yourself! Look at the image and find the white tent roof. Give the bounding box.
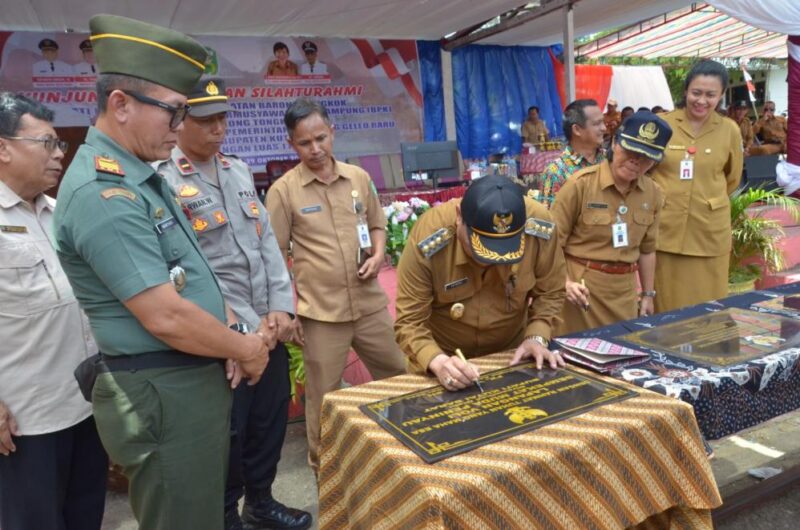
[4,0,691,46]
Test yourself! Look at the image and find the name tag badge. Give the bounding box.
[300,205,322,214]
[612,222,628,248]
[444,277,468,291]
[679,159,694,180]
[155,216,178,235]
[356,221,372,249]
[0,225,27,233]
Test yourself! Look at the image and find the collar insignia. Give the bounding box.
[94,156,124,176]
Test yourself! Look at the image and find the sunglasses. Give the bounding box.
[119,90,190,129]
[2,135,68,153]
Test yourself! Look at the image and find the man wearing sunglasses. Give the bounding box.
[752,101,787,155]
[0,92,108,530]
[53,15,270,530]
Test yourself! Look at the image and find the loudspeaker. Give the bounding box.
[743,154,780,191]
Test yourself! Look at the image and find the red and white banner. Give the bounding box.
[0,32,424,171]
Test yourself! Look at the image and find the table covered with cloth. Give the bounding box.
[378,185,467,206]
[561,282,800,440]
[519,149,561,175]
[319,352,721,530]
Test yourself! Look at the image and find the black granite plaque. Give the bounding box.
[360,364,636,464]
[620,307,800,368]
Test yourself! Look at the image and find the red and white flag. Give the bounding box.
[741,66,757,102]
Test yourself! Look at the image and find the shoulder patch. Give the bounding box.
[100,187,136,201]
[177,157,196,175]
[525,217,555,240]
[418,227,454,258]
[94,156,124,176]
[216,153,232,169]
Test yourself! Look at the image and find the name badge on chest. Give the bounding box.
[679,159,694,180]
[612,222,628,248]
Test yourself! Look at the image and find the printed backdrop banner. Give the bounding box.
[0,32,424,171]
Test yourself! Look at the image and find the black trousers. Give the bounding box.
[0,415,108,530]
[225,342,290,511]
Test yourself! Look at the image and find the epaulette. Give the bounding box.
[418,227,454,258]
[525,217,555,240]
[176,157,196,175]
[216,152,233,168]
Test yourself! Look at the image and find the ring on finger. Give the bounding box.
[445,376,454,386]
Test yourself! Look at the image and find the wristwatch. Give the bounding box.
[640,290,657,298]
[229,322,251,334]
[524,335,548,347]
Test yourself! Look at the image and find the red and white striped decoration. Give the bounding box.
[351,39,423,107]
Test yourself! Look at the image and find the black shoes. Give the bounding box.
[241,498,313,530]
[224,508,245,530]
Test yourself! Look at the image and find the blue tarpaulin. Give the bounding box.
[451,44,563,160]
[417,40,446,143]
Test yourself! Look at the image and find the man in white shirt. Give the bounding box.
[0,92,107,530]
[32,38,72,76]
[298,41,328,75]
[72,39,97,76]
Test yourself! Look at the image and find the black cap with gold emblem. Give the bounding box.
[186,78,233,117]
[461,175,527,265]
[89,14,208,95]
[616,110,673,162]
[38,38,59,51]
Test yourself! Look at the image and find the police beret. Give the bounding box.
[89,14,208,95]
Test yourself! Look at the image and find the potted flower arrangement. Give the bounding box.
[384,197,431,265]
[728,186,800,293]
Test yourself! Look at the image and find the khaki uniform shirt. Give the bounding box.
[650,109,743,257]
[395,198,566,374]
[54,127,226,356]
[521,119,549,144]
[736,117,754,151]
[156,148,293,330]
[604,111,622,138]
[754,115,787,146]
[266,159,388,322]
[0,182,94,435]
[266,60,299,77]
[552,160,662,263]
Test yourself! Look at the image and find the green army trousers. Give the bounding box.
[93,362,232,530]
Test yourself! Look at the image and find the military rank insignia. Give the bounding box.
[213,211,227,224]
[178,184,200,198]
[100,187,136,201]
[216,153,231,168]
[192,218,209,232]
[177,157,195,175]
[418,227,454,258]
[94,156,125,176]
[525,218,555,240]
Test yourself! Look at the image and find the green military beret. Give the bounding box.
[89,14,208,95]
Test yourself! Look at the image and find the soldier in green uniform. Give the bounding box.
[53,15,269,530]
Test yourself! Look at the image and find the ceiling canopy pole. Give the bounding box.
[564,4,576,105]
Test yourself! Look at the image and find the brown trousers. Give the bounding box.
[301,308,406,472]
[555,259,639,337]
[654,251,729,313]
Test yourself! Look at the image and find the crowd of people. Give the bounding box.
[0,11,757,530]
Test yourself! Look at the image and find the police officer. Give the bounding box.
[394,175,566,390]
[157,78,312,530]
[53,15,269,530]
[551,111,672,336]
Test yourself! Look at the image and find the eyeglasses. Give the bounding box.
[1,135,68,153]
[119,90,190,129]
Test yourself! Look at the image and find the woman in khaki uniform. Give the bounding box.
[552,111,672,336]
[650,60,743,313]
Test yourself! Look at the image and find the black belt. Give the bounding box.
[99,350,221,373]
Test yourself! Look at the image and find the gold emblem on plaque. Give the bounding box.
[450,303,465,320]
[505,406,548,424]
